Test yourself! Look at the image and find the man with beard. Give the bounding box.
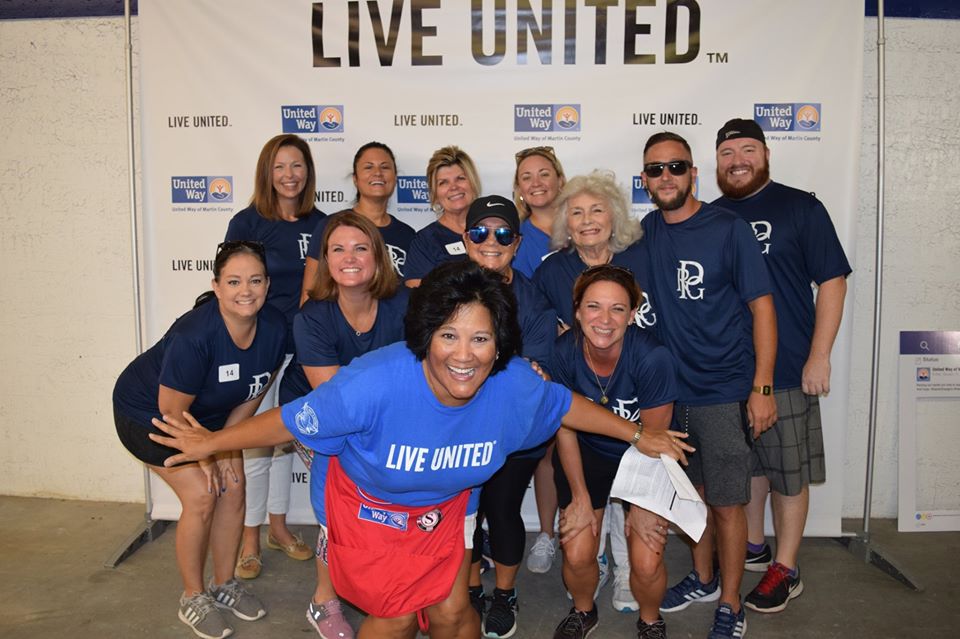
[638,131,777,639]
[713,119,851,615]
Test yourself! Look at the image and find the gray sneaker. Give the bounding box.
[527,532,557,573]
[179,592,233,639]
[209,578,267,621]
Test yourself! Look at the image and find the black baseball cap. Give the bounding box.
[466,195,521,234]
[716,118,766,148]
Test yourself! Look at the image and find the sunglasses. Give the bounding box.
[515,145,556,164]
[217,240,266,260]
[643,160,692,178]
[467,226,517,246]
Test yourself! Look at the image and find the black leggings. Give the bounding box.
[471,454,541,567]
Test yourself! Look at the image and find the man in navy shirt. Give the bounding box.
[713,118,851,615]
[640,132,777,639]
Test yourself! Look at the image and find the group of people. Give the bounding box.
[113,117,850,639]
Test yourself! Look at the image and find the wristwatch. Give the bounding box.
[752,385,773,396]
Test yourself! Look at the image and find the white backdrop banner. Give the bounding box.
[139,0,863,534]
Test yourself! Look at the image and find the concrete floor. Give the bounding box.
[1,496,957,638]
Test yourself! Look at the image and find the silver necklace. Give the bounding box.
[584,345,620,405]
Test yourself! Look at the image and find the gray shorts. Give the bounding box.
[677,401,753,507]
[751,388,826,496]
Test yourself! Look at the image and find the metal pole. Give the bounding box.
[836,0,919,592]
[862,0,886,539]
[106,0,170,569]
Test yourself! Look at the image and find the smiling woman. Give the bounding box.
[403,146,481,287]
[112,241,286,639]
[147,261,692,639]
[224,134,328,585]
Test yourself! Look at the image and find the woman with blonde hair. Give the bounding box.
[403,145,480,287]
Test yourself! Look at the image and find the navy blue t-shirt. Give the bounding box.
[507,270,559,459]
[279,288,410,404]
[640,203,772,405]
[225,205,326,347]
[513,219,554,278]
[551,326,677,459]
[113,301,287,430]
[714,182,851,389]
[404,220,468,282]
[533,245,652,329]
[511,271,555,369]
[306,209,416,278]
[533,248,587,328]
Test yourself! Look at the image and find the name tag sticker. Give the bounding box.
[445,241,466,256]
[218,363,240,382]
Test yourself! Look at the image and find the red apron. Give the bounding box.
[325,457,470,620]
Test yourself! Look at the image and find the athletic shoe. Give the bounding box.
[267,532,313,561]
[470,585,487,620]
[234,553,262,580]
[209,579,266,621]
[612,563,639,613]
[178,592,233,639]
[526,532,557,573]
[566,555,610,601]
[707,603,746,639]
[483,587,518,638]
[659,569,720,613]
[744,543,772,573]
[744,562,804,613]
[636,616,667,639]
[552,606,599,639]
[307,598,355,639]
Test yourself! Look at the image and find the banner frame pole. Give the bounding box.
[836,0,920,592]
[105,0,170,569]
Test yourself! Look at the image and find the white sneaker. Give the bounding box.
[526,532,557,574]
[612,564,639,612]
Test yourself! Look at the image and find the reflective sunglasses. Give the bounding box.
[467,226,517,246]
[217,240,266,260]
[643,160,692,178]
[515,145,556,164]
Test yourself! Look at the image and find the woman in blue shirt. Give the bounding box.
[280,211,408,639]
[113,241,286,639]
[551,265,678,639]
[403,146,480,287]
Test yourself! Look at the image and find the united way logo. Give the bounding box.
[281,104,344,134]
[397,175,429,203]
[514,104,581,132]
[294,401,320,436]
[754,103,821,132]
[171,176,233,204]
[319,106,344,131]
[555,105,580,130]
[208,177,233,202]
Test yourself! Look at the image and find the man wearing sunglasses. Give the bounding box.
[638,131,777,639]
[713,118,851,617]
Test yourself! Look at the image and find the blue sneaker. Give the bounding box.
[707,603,746,638]
[659,569,720,613]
